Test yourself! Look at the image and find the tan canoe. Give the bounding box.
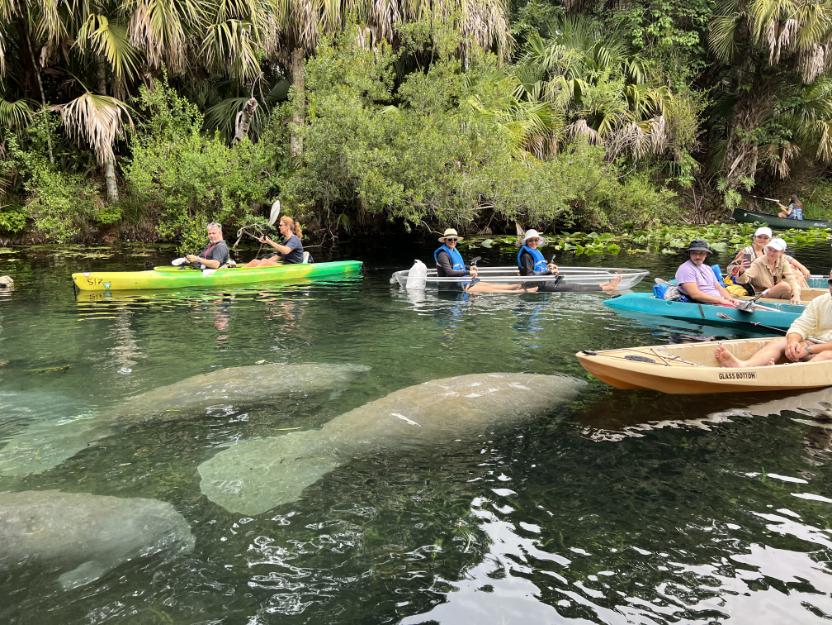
[744,287,827,305]
[576,337,832,395]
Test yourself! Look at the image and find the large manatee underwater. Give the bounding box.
[0,490,194,590]
[0,362,369,477]
[199,372,585,515]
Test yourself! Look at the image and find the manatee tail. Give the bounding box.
[0,416,104,477]
[198,430,339,515]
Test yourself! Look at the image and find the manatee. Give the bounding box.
[0,362,369,477]
[199,372,584,515]
[0,490,194,590]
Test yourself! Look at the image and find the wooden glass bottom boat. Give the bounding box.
[576,337,832,394]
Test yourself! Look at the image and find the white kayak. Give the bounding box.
[390,265,649,291]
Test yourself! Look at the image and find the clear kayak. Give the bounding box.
[390,266,649,291]
[73,260,364,291]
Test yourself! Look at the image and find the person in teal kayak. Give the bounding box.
[246,215,304,267]
[184,222,230,269]
[675,239,739,306]
[777,193,804,220]
[434,228,532,293]
[516,229,621,292]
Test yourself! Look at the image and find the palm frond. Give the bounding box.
[76,14,140,83]
[709,14,741,62]
[204,96,265,140]
[55,92,133,165]
[0,97,33,133]
[201,19,261,83]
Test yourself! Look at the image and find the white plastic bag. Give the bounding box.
[405,259,427,291]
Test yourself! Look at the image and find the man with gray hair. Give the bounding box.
[184,222,230,269]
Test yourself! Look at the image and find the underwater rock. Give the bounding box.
[0,489,194,590]
[199,372,584,515]
[0,362,369,477]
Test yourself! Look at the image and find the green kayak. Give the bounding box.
[72,260,363,291]
[733,208,831,230]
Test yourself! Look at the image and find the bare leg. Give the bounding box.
[715,338,787,367]
[599,274,622,293]
[468,283,537,294]
[763,282,792,300]
[245,257,278,268]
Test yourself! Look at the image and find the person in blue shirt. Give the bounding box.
[434,228,533,293]
[246,216,304,266]
[777,194,804,220]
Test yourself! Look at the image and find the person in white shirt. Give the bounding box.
[715,271,832,367]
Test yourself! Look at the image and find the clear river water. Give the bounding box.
[1,239,832,625]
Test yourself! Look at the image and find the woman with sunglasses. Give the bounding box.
[727,227,809,292]
[434,228,534,293]
[245,216,304,267]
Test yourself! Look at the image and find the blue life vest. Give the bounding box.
[710,264,726,287]
[517,245,547,275]
[433,245,465,272]
[788,205,804,220]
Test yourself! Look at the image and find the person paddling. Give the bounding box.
[245,216,304,267]
[183,222,230,269]
[777,193,804,220]
[434,228,533,294]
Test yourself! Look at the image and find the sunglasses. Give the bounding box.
[445,237,458,242]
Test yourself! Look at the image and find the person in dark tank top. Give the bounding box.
[246,216,305,266]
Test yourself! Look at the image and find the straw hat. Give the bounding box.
[438,228,463,243]
[522,229,546,246]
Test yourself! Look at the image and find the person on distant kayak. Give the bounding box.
[777,194,804,220]
[716,271,832,367]
[516,229,621,293]
[675,239,739,306]
[246,215,304,267]
[434,228,533,293]
[727,227,809,290]
[184,222,230,269]
[735,237,802,304]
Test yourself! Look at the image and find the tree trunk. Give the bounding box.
[23,29,53,164]
[97,63,119,204]
[233,97,258,144]
[290,48,306,158]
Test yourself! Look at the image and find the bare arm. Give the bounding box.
[680,282,736,306]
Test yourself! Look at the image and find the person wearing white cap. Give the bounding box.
[433,228,534,293]
[727,226,809,290]
[735,236,802,303]
[716,270,832,368]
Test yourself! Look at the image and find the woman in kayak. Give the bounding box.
[727,226,809,291]
[777,193,804,220]
[516,229,621,292]
[246,216,304,267]
[435,228,534,293]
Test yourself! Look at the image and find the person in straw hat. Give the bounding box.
[516,229,621,292]
[434,228,534,293]
[716,269,832,367]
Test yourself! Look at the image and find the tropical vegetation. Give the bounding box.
[1,0,832,243]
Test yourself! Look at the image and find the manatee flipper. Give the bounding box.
[58,559,113,590]
[0,417,105,477]
[198,430,339,515]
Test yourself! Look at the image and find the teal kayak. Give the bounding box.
[603,293,802,331]
[73,260,363,291]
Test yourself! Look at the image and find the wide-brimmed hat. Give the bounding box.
[765,237,787,252]
[438,228,463,243]
[522,229,546,246]
[687,239,712,254]
[753,226,773,238]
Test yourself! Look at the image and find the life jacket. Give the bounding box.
[433,245,465,273]
[517,245,547,275]
[788,205,804,220]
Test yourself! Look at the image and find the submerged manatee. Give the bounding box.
[0,362,369,477]
[199,372,584,515]
[0,490,194,590]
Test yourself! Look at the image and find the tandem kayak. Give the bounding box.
[733,208,832,230]
[577,337,832,394]
[72,260,363,291]
[391,266,649,291]
[604,292,803,330]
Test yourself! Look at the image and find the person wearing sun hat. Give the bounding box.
[735,236,802,303]
[727,226,809,290]
[716,269,832,368]
[433,228,534,293]
[675,239,739,306]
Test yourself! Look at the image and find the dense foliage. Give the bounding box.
[1,0,832,242]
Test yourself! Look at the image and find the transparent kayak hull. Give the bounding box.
[390,266,649,290]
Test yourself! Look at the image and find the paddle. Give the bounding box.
[466,256,483,290]
[750,194,781,204]
[269,199,281,225]
[715,312,786,334]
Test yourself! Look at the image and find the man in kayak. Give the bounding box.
[734,237,802,304]
[435,228,533,293]
[777,193,804,220]
[516,229,622,292]
[246,216,304,267]
[716,271,832,367]
[184,222,230,269]
[675,239,739,307]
